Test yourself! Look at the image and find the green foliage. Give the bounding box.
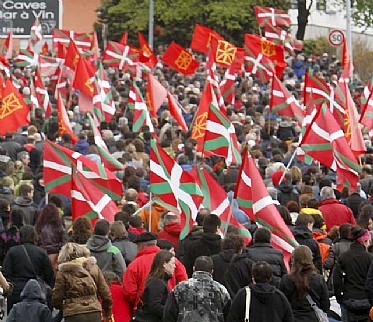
[97,0,290,47]
[302,37,334,56]
[352,39,373,83]
[351,0,373,28]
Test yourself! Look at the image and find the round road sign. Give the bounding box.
[329,29,344,46]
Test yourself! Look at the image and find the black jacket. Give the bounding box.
[211,249,236,284]
[333,242,373,303]
[246,242,287,286]
[184,232,221,277]
[3,243,54,310]
[345,192,366,219]
[228,283,294,322]
[292,225,322,273]
[223,253,253,299]
[11,197,38,226]
[176,225,203,264]
[280,273,330,322]
[140,275,170,322]
[277,181,299,207]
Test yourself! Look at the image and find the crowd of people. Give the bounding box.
[0,40,371,322]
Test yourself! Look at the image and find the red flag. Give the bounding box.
[341,35,353,79]
[190,24,223,53]
[146,73,167,117]
[190,166,251,245]
[73,56,95,97]
[138,33,157,68]
[244,34,286,78]
[254,6,291,27]
[300,104,361,190]
[270,75,304,126]
[360,89,373,136]
[119,31,128,45]
[161,42,199,75]
[209,36,237,67]
[102,41,140,70]
[65,39,80,70]
[263,24,303,55]
[3,32,13,60]
[0,78,29,135]
[167,92,188,131]
[235,148,297,267]
[52,29,91,51]
[43,140,122,201]
[72,170,118,223]
[91,31,100,61]
[57,93,78,143]
[41,42,49,55]
[34,68,53,117]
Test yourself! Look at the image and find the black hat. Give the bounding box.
[134,232,158,243]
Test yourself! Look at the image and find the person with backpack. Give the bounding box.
[86,219,126,280]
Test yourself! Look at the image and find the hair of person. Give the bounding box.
[350,225,369,243]
[129,215,143,228]
[357,204,373,230]
[307,198,319,209]
[319,178,332,190]
[226,224,239,235]
[103,270,120,285]
[22,172,33,181]
[0,198,9,211]
[312,214,325,229]
[19,184,33,197]
[1,176,14,188]
[163,213,180,226]
[110,220,128,240]
[196,208,210,226]
[358,200,371,216]
[126,176,141,192]
[203,214,221,233]
[289,245,317,298]
[277,205,293,226]
[146,250,174,284]
[20,225,38,244]
[94,219,110,236]
[48,194,63,209]
[254,227,271,243]
[122,203,137,215]
[252,261,273,283]
[140,240,157,247]
[157,239,174,251]
[17,151,29,161]
[320,186,335,201]
[194,255,214,273]
[114,211,130,227]
[287,201,300,213]
[125,188,138,201]
[295,213,315,226]
[35,203,63,232]
[339,223,352,240]
[58,242,90,264]
[71,217,93,244]
[300,184,313,195]
[222,234,245,253]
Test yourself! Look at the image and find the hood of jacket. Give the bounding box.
[0,186,13,195]
[163,222,182,236]
[14,196,33,206]
[278,181,295,193]
[250,283,276,302]
[219,249,236,262]
[74,140,90,155]
[20,279,45,301]
[319,198,341,207]
[86,235,111,252]
[201,232,221,247]
[312,229,327,241]
[292,225,313,239]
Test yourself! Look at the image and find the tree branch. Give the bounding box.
[307,0,314,12]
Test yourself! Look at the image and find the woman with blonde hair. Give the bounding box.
[280,245,330,322]
[110,221,137,265]
[52,242,113,322]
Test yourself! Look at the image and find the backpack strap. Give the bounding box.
[245,286,251,322]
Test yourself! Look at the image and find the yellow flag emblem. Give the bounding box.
[175,50,192,71]
[261,39,276,57]
[85,79,94,94]
[215,40,236,65]
[192,112,208,140]
[0,93,23,120]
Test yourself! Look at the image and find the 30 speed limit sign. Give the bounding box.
[329,30,344,46]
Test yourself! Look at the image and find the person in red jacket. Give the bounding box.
[122,232,160,322]
[319,186,356,232]
[104,271,126,322]
[157,212,182,251]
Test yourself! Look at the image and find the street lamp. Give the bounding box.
[149,0,154,50]
[97,7,108,49]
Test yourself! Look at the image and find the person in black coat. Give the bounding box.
[184,214,222,277]
[334,226,373,321]
[246,228,287,287]
[136,250,175,322]
[3,225,54,313]
[211,234,244,284]
[228,261,294,322]
[291,213,322,273]
[280,245,330,322]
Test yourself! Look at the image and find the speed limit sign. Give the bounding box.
[329,30,345,46]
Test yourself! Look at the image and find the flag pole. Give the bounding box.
[149,192,152,232]
[223,194,235,238]
[278,149,297,185]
